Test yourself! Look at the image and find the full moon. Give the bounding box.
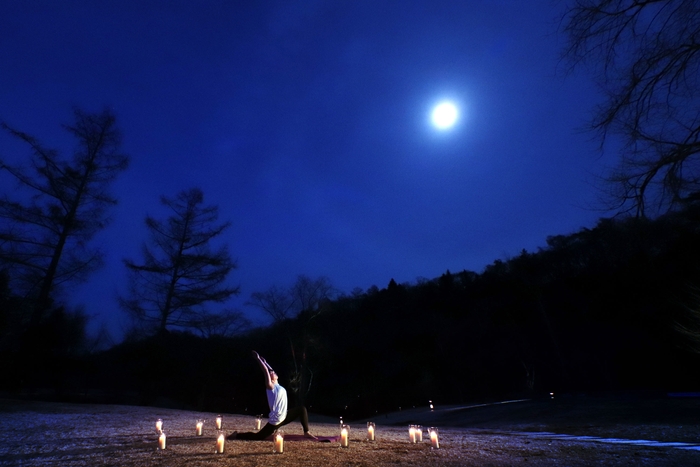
[431,101,459,130]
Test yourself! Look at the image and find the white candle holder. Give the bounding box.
[273,429,284,453]
[366,422,375,441]
[408,424,417,443]
[196,419,204,436]
[340,424,350,448]
[157,431,167,450]
[255,415,263,431]
[415,425,423,442]
[429,427,440,449]
[215,415,223,430]
[155,418,163,433]
[216,430,225,454]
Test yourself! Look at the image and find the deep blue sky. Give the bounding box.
[1,1,611,339]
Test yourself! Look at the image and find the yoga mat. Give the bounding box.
[264,434,341,443]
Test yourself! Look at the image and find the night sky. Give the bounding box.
[1,1,611,338]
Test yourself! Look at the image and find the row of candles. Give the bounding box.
[338,424,439,448]
[155,416,439,453]
[156,414,236,452]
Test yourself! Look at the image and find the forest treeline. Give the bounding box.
[2,201,699,419]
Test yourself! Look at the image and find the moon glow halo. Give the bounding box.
[431,101,459,130]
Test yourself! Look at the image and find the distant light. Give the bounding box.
[431,101,459,129]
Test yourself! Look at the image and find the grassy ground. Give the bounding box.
[376,392,700,442]
[1,394,699,466]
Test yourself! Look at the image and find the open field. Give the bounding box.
[1,395,699,466]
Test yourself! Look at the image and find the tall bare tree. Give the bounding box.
[248,275,335,323]
[248,285,295,322]
[562,0,700,217]
[290,274,335,319]
[248,274,336,400]
[0,109,129,324]
[120,188,239,335]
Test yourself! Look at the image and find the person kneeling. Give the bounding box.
[229,351,316,440]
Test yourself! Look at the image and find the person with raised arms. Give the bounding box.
[228,351,316,440]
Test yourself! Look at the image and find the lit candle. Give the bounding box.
[255,415,262,431]
[367,422,375,441]
[409,425,416,443]
[429,427,439,449]
[216,432,225,454]
[415,425,423,442]
[340,425,349,448]
[196,420,203,436]
[216,415,222,430]
[158,431,166,450]
[274,432,284,453]
[156,419,163,432]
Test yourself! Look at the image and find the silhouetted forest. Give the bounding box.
[2,203,700,419]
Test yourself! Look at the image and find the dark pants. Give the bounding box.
[235,406,311,440]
